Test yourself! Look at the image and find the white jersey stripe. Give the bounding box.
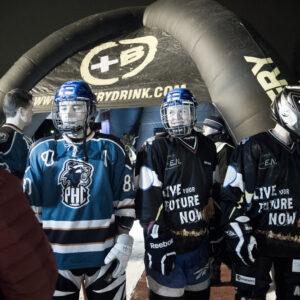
[43,215,115,230]
[31,205,42,213]
[115,208,136,218]
[51,238,114,254]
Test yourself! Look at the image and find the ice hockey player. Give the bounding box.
[221,85,300,299]
[135,88,219,300]
[0,88,33,179]
[202,115,235,284]
[202,115,235,183]
[24,80,135,300]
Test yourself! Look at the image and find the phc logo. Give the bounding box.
[59,159,94,208]
[80,36,158,86]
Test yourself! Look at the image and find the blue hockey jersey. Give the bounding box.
[24,131,135,270]
[0,123,32,179]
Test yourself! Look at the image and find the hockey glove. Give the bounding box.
[225,216,257,266]
[104,234,134,278]
[145,223,176,276]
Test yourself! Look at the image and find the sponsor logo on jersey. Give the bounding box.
[59,159,94,208]
[150,238,173,249]
[0,132,8,143]
[258,153,277,169]
[194,262,209,280]
[235,274,256,285]
[166,154,182,169]
[41,150,55,167]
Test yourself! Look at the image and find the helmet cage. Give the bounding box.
[160,99,197,137]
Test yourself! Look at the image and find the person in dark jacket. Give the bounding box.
[0,169,57,300]
[202,115,235,284]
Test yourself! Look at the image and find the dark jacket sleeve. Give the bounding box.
[0,170,57,300]
[135,139,165,229]
[220,138,259,227]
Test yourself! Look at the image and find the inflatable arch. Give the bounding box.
[0,0,289,142]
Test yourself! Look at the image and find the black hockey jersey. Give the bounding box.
[0,123,32,179]
[135,131,218,253]
[209,133,235,184]
[221,130,300,257]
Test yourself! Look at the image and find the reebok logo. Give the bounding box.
[150,239,173,249]
[235,274,255,285]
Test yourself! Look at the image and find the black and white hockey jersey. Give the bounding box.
[135,131,218,253]
[221,130,300,257]
[209,133,235,184]
[0,123,32,179]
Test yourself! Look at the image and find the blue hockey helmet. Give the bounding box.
[271,85,300,137]
[160,88,197,137]
[52,80,96,133]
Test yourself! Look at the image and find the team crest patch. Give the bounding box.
[0,132,8,143]
[59,159,94,208]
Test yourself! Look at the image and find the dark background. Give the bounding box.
[1,0,300,79]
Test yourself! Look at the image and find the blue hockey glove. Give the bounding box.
[225,216,257,266]
[145,223,176,276]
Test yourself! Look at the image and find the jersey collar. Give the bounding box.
[178,135,198,153]
[3,123,23,133]
[268,130,295,153]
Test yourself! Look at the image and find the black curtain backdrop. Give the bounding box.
[1,0,300,78]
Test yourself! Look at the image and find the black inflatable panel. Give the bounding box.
[143,0,284,142]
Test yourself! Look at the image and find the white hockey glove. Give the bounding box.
[104,234,134,278]
[225,216,257,266]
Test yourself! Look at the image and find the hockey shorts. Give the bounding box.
[233,255,300,299]
[146,243,210,298]
[53,263,126,300]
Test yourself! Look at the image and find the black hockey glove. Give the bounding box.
[145,223,176,276]
[225,216,257,266]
